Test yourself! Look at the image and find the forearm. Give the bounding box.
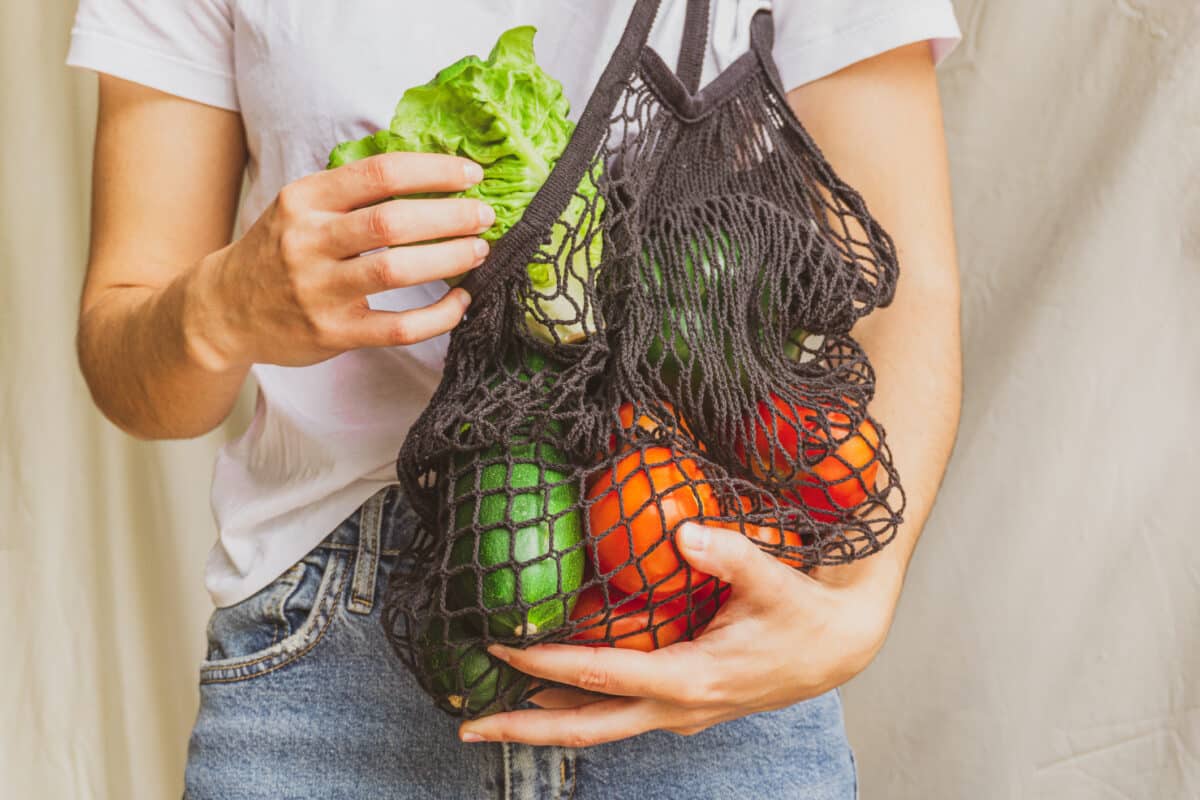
[854,265,961,580]
[847,71,962,583]
[81,79,492,441]
[77,252,247,440]
[788,42,962,591]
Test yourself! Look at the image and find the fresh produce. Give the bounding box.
[419,617,529,715]
[568,581,725,651]
[607,401,696,452]
[568,586,689,651]
[739,395,881,521]
[642,236,818,388]
[782,326,822,364]
[328,26,604,344]
[447,434,585,638]
[648,315,813,392]
[587,446,715,598]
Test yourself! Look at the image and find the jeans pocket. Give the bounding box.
[199,547,349,684]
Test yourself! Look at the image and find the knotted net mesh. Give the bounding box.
[380,1,904,718]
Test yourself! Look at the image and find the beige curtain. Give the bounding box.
[1,4,250,797]
[843,2,1200,798]
[2,1,1196,797]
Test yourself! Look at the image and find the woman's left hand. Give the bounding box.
[458,521,906,747]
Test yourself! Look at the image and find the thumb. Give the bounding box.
[676,521,791,594]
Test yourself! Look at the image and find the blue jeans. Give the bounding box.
[185,487,857,798]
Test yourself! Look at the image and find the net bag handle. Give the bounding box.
[458,0,664,301]
[748,4,785,93]
[676,0,711,94]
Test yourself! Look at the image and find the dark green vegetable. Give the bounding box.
[418,617,529,716]
[447,432,584,639]
[642,240,816,388]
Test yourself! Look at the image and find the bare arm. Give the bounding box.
[457,42,963,747]
[79,76,494,439]
[788,40,962,594]
[78,76,248,437]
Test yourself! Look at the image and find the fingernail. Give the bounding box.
[678,522,709,552]
[477,203,496,229]
[460,731,485,743]
[473,238,490,259]
[452,288,472,310]
[463,161,484,184]
[487,644,512,663]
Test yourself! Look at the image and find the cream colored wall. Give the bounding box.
[2,1,1196,798]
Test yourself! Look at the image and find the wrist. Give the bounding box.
[178,247,254,375]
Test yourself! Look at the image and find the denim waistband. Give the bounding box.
[318,484,417,554]
[315,484,418,616]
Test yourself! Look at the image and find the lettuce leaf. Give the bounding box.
[328,26,603,343]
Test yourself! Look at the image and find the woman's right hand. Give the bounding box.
[184,151,495,372]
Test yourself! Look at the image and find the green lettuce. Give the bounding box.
[328,26,603,344]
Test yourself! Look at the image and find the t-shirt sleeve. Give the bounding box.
[770,0,962,90]
[66,0,239,111]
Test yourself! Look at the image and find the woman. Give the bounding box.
[69,1,962,796]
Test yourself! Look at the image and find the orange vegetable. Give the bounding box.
[608,402,696,452]
[569,581,727,651]
[587,446,715,598]
[740,395,880,522]
[568,586,689,651]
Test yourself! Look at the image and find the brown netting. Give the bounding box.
[380,0,905,718]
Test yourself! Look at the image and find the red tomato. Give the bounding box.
[569,581,728,651]
[739,396,881,522]
[587,446,715,597]
[568,586,689,651]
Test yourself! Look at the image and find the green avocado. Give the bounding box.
[419,617,529,716]
[447,435,584,639]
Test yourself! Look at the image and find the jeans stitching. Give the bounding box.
[269,562,305,647]
[317,542,407,556]
[502,742,512,800]
[349,492,384,614]
[199,554,349,683]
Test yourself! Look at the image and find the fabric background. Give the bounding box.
[2,1,1196,797]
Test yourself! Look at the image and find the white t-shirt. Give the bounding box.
[68,0,960,607]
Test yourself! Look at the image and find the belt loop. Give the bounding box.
[348,489,386,615]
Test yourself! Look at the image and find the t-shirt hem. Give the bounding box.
[773,1,962,91]
[204,477,397,608]
[66,27,240,112]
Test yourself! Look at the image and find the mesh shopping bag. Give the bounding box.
[380,0,905,718]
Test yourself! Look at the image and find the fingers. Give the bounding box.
[327,197,496,256]
[527,688,607,710]
[303,152,485,211]
[486,643,717,706]
[676,523,794,603]
[341,289,471,349]
[459,697,665,747]
[337,237,489,296]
